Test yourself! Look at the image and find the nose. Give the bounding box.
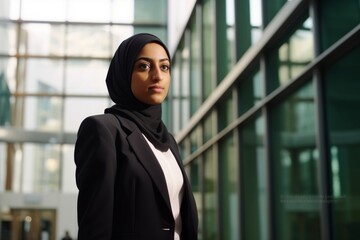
[151,65,163,81]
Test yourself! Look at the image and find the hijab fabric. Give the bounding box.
[104,33,171,151]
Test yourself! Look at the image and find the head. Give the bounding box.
[106,33,171,109]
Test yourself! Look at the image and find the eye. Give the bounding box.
[160,64,170,71]
[137,62,150,71]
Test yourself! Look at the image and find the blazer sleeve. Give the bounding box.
[74,115,118,240]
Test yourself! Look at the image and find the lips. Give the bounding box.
[148,85,164,93]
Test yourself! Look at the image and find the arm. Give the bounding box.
[74,116,117,240]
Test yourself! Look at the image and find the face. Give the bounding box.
[131,43,170,105]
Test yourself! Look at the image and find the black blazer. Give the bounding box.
[74,113,198,240]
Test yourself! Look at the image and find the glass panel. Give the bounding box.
[62,144,77,193]
[270,81,322,239]
[219,133,239,240]
[171,51,181,133]
[67,0,111,22]
[204,147,217,240]
[263,0,289,27]
[22,96,62,131]
[19,23,65,56]
[190,16,202,115]
[65,59,109,95]
[217,92,233,131]
[0,57,17,92]
[0,22,17,55]
[64,97,110,132]
[240,115,268,240]
[249,0,263,43]
[238,67,263,116]
[267,17,313,93]
[235,0,262,59]
[133,27,167,44]
[0,58,15,126]
[18,58,64,94]
[190,127,200,154]
[203,112,214,143]
[188,158,202,240]
[112,0,134,23]
[0,72,12,126]
[203,0,216,99]
[0,143,8,191]
[111,26,135,53]
[226,0,236,67]
[134,0,166,24]
[21,0,66,21]
[21,143,61,192]
[180,35,190,128]
[66,25,111,58]
[318,0,360,52]
[0,0,20,19]
[324,46,360,240]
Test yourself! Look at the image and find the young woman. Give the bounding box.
[74,33,198,240]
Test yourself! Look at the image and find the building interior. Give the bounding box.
[0,0,360,239]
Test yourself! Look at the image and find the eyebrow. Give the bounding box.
[135,57,170,63]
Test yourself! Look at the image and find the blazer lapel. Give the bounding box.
[127,129,172,213]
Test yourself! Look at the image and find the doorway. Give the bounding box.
[1,209,56,240]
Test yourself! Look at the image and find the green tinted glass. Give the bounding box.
[240,115,267,240]
[270,81,322,239]
[324,45,360,240]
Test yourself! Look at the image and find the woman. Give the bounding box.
[74,33,198,240]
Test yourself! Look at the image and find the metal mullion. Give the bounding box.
[310,0,333,239]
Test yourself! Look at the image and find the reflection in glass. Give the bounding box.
[219,133,238,240]
[19,23,65,56]
[267,17,313,92]
[270,81,321,239]
[324,46,360,240]
[65,59,109,95]
[240,115,267,240]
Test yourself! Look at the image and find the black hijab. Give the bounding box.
[104,33,171,151]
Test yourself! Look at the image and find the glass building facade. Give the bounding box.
[0,0,359,239]
[169,0,360,240]
[0,0,167,239]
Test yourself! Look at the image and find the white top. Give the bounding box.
[142,134,184,240]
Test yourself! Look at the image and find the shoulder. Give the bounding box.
[77,114,120,136]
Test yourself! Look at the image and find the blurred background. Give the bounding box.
[0,0,359,239]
